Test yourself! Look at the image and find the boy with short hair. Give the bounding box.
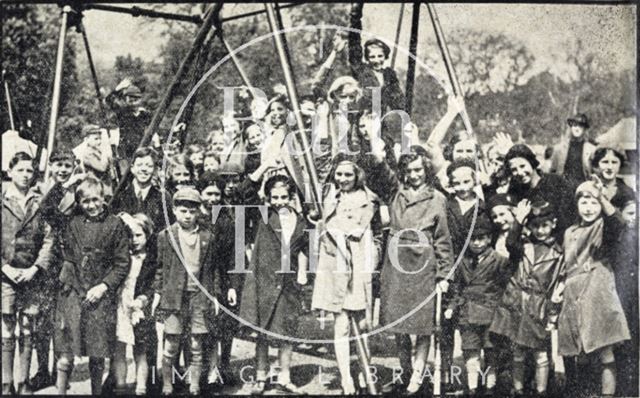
[54,177,130,395]
[2,152,54,394]
[446,213,511,395]
[112,146,169,229]
[153,187,222,395]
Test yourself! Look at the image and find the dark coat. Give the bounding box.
[153,224,222,314]
[445,194,487,259]
[448,248,511,327]
[111,182,171,230]
[380,184,454,335]
[348,13,405,115]
[508,173,577,240]
[55,211,130,357]
[490,223,563,349]
[239,208,308,336]
[557,213,630,356]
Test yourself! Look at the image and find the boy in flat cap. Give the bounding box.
[490,198,564,395]
[152,187,222,395]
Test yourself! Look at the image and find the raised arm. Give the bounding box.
[348,2,364,67]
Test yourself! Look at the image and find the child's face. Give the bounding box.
[203,156,219,172]
[491,205,515,232]
[85,132,102,149]
[577,195,602,223]
[50,160,74,184]
[269,185,291,210]
[223,174,241,198]
[130,223,148,252]
[366,45,386,71]
[170,165,191,185]
[450,166,475,200]
[131,155,156,185]
[209,136,226,154]
[569,124,585,138]
[9,160,34,191]
[163,142,180,158]
[487,147,504,176]
[269,101,288,127]
[201,185,222,208]
[334,163,357,192]
[189,152,204,167]
[223,118,240,137]
[452,139,476,161]
[528,218,557,242]
[336,86,358,109]
[469,233,492,255]
[246,128,263,150]
[405,158,426,189]
[621,202,636,228]
[173,204,199,229]
[596,150,621,182]
[79,187,105,218]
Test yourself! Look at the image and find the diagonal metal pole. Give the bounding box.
[41,5,71,178]
[3,71,15,131]
[425,3,474,137]
[264,3,322,214]
[78,17,122,185]
[405,2,420,115]
[217,30,257,98]
[390,3,405,69]
[109,2,223,206]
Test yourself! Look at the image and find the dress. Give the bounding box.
[116,253,145,345]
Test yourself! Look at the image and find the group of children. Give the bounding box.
[1,14,638,397]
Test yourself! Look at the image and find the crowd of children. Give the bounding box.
[1,20,638,398]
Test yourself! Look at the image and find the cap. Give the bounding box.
[172,187,202,205]
[470,213,494,237]
[567,113,589,128]
[81,124,102,138]
[487,193,515,210]
[527,199,556,223]
[575,180,600,199]
[123,84,142,98]
[363,38,391,57]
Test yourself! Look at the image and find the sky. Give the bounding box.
[81,3,636,79]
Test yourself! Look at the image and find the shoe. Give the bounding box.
[30,370,53,391]
[252,380,267,395]
[275,382,300,394]
[17,382,33,395]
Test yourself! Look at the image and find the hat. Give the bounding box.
[505,144,540,170]
[527,199,556,223]
[327,76,361,103]
[487,193,515,210]
[81,124,102,138]
[470,213,494,237]
[172,187,201,205]
[218,162,244,175]
[575,180,600,199]
[363,38,391,58]
[123,84,142,98]
[49,147,76,163]
[567,113,589,128]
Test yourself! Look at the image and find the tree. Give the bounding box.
[423,29,535,96]
[1,4,79,145]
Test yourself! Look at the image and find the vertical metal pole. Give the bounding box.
[390,3,405,69]
[43,5,71,178]
[405,3,420,115]
[3,78,15,131]
[265,3,322,214]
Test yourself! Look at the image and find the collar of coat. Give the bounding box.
[322,185,378,223]
[166,223,212,256]
[264,207,305,243]
[396,183,435,207]
[2,183,42,221]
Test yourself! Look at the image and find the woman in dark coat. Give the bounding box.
[239,175,309,394]
[375,146,454,394]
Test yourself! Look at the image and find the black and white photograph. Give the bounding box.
[1,1,638,396]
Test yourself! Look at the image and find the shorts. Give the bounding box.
[162,290,209,335]
[460,324,494,351]
[1,280,40,316]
